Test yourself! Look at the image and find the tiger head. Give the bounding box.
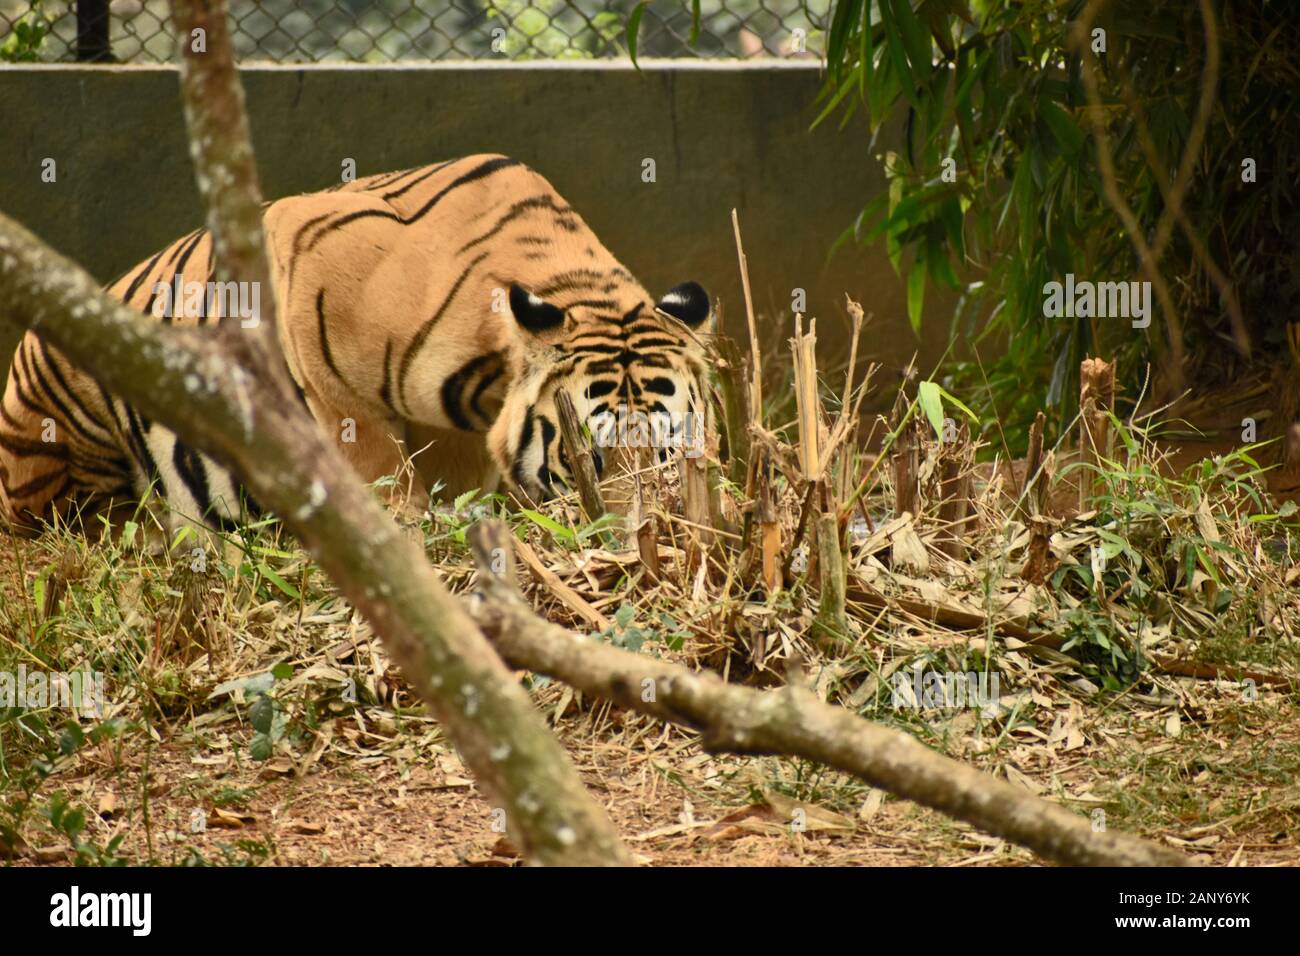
[487,280,713,504]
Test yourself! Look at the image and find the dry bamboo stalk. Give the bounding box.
[780,480,819,581]
[790,322,849,640]
[512,537,611,630]
[841,297,866,415]
[756,447,782,593]
[1021,409,1047,517]
[1039,449,1058,517]
[706,456,728,536]
[1020,514,1055,585]
[937,423,971,560]
[812,487,849,650]
[678,449,713,570]
[632,473,660,584]
[837,297,868,503]
[892,421,919,518]
[731,210,763,430]
[791,315,821,480]
[554,389,606,524]
[714,336,751,487]
[1079,357,1116,510]
[635,519,660,583]
[850,577,1033,642]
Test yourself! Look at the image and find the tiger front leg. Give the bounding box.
[324,408,431,519]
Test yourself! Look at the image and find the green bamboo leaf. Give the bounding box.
[625,2,646,69]
[917,380,945,437]
[1040,100,1084,157]
[827,0,862,80]
[520,508,576,544]
[1013,154,1036,258]
[1104,411,1139,455]
[170,525,194,551]
[935,385,978,423]
[925,234,960,289]
[257,562,301,599]
[940,196,965,258]
[907,249,927,334]
[252,544,296,560]
[888,0,932,88]
[853,192,891,243]
[812,69,861,130]
[858,0,875,120]
[879,2,920,109]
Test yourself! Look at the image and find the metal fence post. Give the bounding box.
[76,0,112,62]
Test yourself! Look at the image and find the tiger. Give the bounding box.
[0,154,714,534]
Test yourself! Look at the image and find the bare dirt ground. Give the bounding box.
[12,696,1300,867]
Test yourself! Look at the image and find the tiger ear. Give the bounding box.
[509,284,565,334]
[657,281,711,328]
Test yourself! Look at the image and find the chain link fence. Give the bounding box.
[1,0,832,63]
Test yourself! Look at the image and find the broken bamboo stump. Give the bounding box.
[755,447,782,593]
[937,421,972,560]
[1079,357,1115,510]
[812,483,850,649]
[1021,410,1047,517]
[632,472,660,584]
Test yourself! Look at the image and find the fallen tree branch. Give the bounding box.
[466,520,1194,867]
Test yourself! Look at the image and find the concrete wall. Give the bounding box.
[0,61,950,389]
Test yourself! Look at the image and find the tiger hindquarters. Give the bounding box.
[0,332,134,534]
